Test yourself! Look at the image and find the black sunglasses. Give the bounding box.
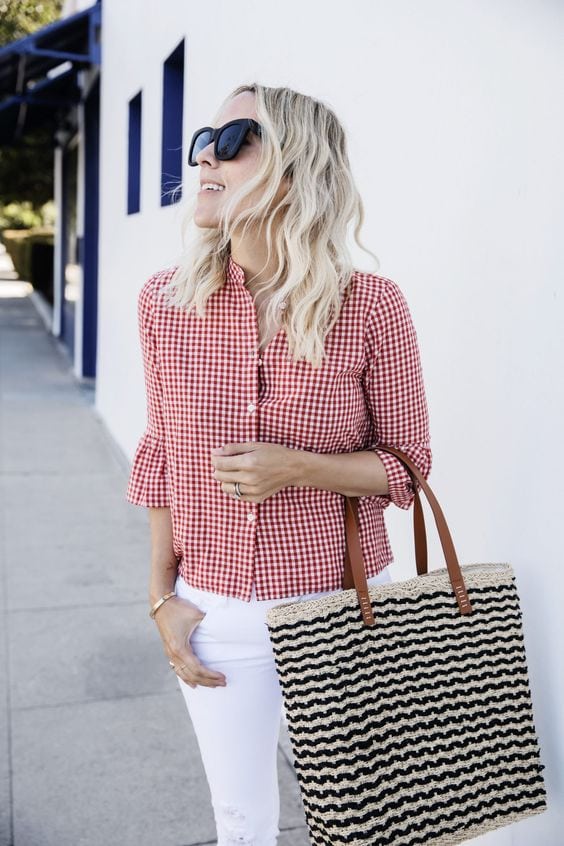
[187,118,262,167]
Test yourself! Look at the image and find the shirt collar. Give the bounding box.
[226,253,246,288]
[226,252,289,311]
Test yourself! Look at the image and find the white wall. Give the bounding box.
[96,2,564,842]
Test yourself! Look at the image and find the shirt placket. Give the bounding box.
[238,283,262,598]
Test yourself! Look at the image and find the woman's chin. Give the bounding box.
[193,210,219,229]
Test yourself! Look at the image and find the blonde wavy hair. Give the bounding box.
[160,82,380,368]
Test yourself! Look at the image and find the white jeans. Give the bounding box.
[174,566,393,846]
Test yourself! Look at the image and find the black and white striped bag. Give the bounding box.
[266,445,547,845]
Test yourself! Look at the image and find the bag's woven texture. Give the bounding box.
[266,562,547,846]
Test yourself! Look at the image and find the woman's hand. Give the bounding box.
[153,596,227,689]
[210,441,301,503]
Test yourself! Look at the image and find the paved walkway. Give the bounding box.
[0,246,309,846]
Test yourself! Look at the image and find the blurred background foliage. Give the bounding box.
[0,0,64,46]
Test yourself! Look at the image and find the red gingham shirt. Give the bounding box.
[126,254,432,601]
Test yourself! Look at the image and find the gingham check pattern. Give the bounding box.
[126,254,432,601]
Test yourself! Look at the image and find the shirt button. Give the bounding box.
[247,511,256,522]
[247,402,256,413]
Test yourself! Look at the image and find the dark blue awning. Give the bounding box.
[0,2,101,145]
[0,68,82,144]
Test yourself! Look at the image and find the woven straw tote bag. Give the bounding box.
[266,444,547,846]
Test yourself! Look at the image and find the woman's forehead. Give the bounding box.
[214,92,257,125]
[212,112,257,128]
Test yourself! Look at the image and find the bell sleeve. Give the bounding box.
[362,277,432,510]
[126,275,171,508]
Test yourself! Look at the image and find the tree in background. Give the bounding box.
[0,0,65,220]
[0,0,64,45]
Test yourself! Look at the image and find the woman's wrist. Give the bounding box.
[149,555,179,607]
[149,572,178,606]
[290,448,390,497]
[148,591,176,619]
[149,584,176,607]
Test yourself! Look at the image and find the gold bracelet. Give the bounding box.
[149,591,176,619]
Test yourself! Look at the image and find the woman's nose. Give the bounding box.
[197,142,216,167]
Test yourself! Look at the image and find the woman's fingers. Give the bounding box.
[155,597,227,689]
[166,617,227,689]
[173,644,227,688]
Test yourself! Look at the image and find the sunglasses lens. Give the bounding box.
[190,129,213,164]
[217,124,244,160]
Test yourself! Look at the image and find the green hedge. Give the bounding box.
[1,227,54,282]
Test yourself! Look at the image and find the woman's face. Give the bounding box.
[193,91,288,230]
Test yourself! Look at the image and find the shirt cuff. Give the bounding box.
[126,431,171,507]
[371,448,416,510]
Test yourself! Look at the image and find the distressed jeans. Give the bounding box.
[174,566,393,846]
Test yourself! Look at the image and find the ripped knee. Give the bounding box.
[218,802,255,844]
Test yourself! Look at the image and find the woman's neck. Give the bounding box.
[229,233,281,299]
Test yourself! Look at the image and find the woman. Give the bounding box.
[126,83,432,846]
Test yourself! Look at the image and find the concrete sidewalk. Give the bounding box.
[0,252,309,845]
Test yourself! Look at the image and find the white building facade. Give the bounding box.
[12,0,561,841]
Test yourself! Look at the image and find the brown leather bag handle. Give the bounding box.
[342,445,473,626]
